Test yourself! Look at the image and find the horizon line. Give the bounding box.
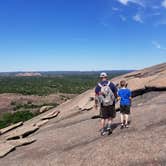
[0,69,135,73]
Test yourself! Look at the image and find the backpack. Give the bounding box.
[98,81,115,107]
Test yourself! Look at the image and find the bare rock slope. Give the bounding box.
[0,63,166,166]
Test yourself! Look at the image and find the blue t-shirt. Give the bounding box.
[118,88,131,106]
[95,80,117,97]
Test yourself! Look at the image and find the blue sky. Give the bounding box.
[0,0,165,72]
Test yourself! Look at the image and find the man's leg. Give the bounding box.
[107,118,113,135]
[101,118,105,129]
[100,118,107,135]
[107,118,112,129]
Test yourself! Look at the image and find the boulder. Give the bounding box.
[41,110,60,120]
[39,106,54,113]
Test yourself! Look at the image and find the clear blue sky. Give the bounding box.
[0,0,166,72]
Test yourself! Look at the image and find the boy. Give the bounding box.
[118,80,132,129]
[95,72,117,136]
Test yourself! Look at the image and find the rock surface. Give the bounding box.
[0,63,166,165]
[39,106,54,113]
[111,63,166,93]
[33,120,49,128]
[7,138,36,147]
[6,126,39,140]
[40,110,60,120]
[0,143,15,158]
[0,122,23,135]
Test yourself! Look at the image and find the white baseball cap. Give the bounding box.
[100,72,108,78]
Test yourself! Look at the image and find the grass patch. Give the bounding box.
[0,111,38,129]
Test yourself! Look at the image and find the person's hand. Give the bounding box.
[117,97,120,101]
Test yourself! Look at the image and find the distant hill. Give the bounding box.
[16,72,42,77]
[0,70,134,77]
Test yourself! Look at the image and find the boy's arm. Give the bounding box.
[129,90,132,104]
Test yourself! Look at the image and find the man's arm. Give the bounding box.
[94,84,100,109]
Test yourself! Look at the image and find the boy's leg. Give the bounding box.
[125,114,129,124]
[120,113,124,124]
[124,106,130,127]
[120,113,125,129]
[124,114,129,128]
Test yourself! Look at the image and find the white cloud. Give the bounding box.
[152,41,166,50]
[117,0,144,7]
[161,0,166,8]
[133,14,143,23]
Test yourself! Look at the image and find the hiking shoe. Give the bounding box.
[100,128,107,136]
[125,124,129,128]
[120,124,124,129]
[107,128,113,135]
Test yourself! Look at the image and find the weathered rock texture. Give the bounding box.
[0,122,23,135]
[6,126,39,140]
[112,63,166,96]
[39,106,54,113]
[0,63,166,166]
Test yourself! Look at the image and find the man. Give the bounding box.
[95,72,117,136]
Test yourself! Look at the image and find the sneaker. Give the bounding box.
[107,128,113,135]
[100,128,107,136]
[125,124,129,128]
[120,124,124,129]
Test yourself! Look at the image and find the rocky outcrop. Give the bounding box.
[7,138,36,147]
[33,120,49,128]
[0,122,23,135]
[6,126,39,140]
[39,106,54,113]
[0,138,36,158]
[111,63,166,96]
[40,110,60,120]
[0,63,165,165]
[0,143,15,158]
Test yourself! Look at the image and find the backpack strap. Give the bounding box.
[98,81,111,88]
[107,81,111,86]
[98,83,103,88]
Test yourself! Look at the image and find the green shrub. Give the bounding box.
[0,111,35,129]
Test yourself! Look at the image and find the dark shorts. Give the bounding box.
[100,105,116,119]
[120,105,130,115]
